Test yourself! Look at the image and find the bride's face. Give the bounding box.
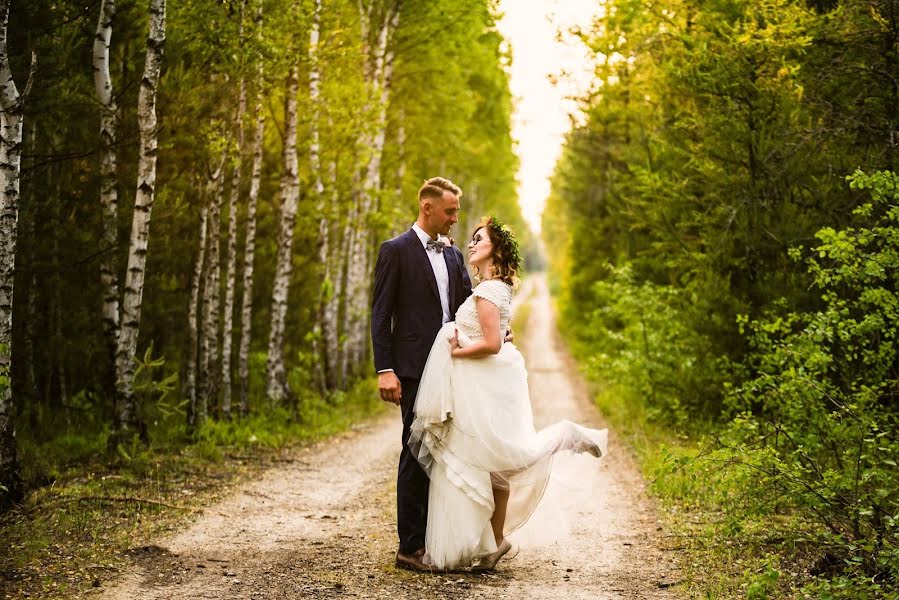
[468,227,494,271]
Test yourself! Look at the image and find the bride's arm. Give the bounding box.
[451,298,502,359]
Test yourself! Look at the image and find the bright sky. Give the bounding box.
[496,0,601,234]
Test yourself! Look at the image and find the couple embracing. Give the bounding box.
[370,177,608,573]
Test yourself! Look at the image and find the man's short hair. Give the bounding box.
[418,176,462,202]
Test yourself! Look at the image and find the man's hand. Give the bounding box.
[449,328,460,351]
[378,371,402,405]
[504,328,514,344]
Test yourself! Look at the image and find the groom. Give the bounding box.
[371,176,473,571]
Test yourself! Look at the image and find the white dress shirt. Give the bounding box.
[412,223,451,324]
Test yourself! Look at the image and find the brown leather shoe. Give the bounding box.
[395,550,432,572]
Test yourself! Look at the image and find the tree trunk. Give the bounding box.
[0,0,26,508]
[343,5,399,376]
[198,150,225,421]
[338,189,358,384]
[50,188,67,410]
[93,0,120,395]
[113,0,166,440]
[20,124,37,412]
[186,196,208,431]
[308,0,333,392]
[237,0,264,416]
[221,69,246,417]
[324,153,344,388]
[264,66,300,404]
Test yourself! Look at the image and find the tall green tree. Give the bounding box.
[2,0,523,507]
[546,0,899,592]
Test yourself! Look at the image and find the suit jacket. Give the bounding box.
[371,228,473,380]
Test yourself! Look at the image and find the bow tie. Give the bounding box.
[426,238,446,253]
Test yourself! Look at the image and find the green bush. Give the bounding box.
[716,170,899,595]
[579,265,730,426]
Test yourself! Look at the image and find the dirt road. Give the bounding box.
[99,275,681,599]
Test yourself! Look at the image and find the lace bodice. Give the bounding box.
[455,279,513,340]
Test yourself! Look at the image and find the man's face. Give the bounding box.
[427,191,460,237]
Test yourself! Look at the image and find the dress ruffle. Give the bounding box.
[409,321,609,570]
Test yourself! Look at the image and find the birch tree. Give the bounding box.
[198,149,225,420]
[339,188,358,383]
[113,0,166,439]
[308,0,335,391]
[220,93,243,418]
[325,149,345,388]
[343,2,400,374]
[220,1,248,418]
[0,0,29,507]
[264,65,300,404]
[93,0,120,388]
[186,196,208,430]
[237,0,264,415]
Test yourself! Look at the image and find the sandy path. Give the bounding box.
[98,275,681,599]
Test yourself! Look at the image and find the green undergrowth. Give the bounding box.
[584,385,786,596]
[559,171,899,599]
[572,344,896,599]
[0,377,385,600]
[564,322,822,599]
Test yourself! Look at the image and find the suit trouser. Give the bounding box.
[397,376,428,554]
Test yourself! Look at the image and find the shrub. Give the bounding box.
[719,170,899,595]
[581,265,730,426]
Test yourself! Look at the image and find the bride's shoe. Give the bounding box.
[581,438,603,458]
[471,538,512,572]
[573,424,606,458]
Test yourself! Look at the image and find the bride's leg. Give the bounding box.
[490,474,510,545]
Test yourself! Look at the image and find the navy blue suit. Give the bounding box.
[370,228,472,553]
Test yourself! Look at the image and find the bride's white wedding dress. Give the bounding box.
[409,279,608,570]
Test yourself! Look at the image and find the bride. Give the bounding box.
[408,216,608,572]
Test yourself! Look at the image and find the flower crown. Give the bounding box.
[486,216,522,269]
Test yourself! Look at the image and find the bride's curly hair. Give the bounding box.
[471,216,522,285]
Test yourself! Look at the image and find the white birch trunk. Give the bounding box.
[344,5,399,375]
[264,66,300,404]
[237,27,263,415]
[308,0,333,391]
[221,104,242,418]
[93,0,120,385]
[0,0,24,506]
[340,4,377,379]
[221,7,246,417]
[199,150,225,420]
[113,0,166,437]
[186,198,208,430]
[325,157,345,387]
[338,189,358,384]
[308,0,324,205]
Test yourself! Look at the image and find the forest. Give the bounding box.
[3,0,899,597]
[545,0,899,596]
[0,0,525,508]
